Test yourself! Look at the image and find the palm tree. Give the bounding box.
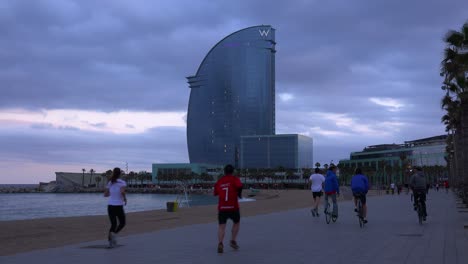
[95,176,102,188]
[89,169,95,186]
[81,168,86,187]
[440,21,468,200]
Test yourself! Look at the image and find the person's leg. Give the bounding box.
[316,195,322,212]
[218,211,227,247]
[421,192,427,217]
[115,206,126,233]
[332,194,338,216]
[324,193,329,213]
[218,224,226,243]
[362,196,367,219]
[107,206,117,235]
[312,193,317,210]
[231,211,240,243]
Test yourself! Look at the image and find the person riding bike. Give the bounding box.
[409,167,427,221]
[351,168,369,224]
[324,165,340,218]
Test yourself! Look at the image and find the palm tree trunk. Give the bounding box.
[460,97,468,201]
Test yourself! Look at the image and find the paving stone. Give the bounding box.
[1,191,467,264]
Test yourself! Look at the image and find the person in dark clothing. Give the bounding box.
[409,167,427,221]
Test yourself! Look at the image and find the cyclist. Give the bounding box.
[324,165,340,218]
[409,167,427,221]
[351,168,369,224]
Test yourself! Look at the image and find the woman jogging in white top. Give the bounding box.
[104,167,127,248]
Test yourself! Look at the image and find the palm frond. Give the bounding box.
[444,30,464,47]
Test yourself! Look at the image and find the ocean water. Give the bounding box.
[0,193,218,221]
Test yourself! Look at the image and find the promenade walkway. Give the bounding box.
[1,191,467,264]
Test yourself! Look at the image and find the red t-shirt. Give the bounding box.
[214,175,243,212]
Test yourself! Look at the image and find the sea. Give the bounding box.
[0,188,218,221]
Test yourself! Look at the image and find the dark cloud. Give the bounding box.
[0,0,466,182]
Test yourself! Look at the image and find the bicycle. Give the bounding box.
[414,191,424,225]
[355,193,365,228]
[324,201,337,224]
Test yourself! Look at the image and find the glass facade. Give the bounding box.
[187,25,276,166]
[339,135,447,168]
[240,134,313,169]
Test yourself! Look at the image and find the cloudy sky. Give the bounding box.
[1,0,467,183]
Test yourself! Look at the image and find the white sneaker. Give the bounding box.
[110,232,117,247]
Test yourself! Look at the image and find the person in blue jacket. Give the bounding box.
[324,165,340,217]
[351,168,369,223]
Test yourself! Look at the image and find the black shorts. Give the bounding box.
[312,191,323,199]
[353,192,367,205]
[218,210,240,224]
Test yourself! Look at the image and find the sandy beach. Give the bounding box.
[0,189,369,256]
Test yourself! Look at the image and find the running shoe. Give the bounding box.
[363,219,368,224]
[315,208,320,217]
[230,240,239,250]
[217,243,224,253]
[110,232,117,247]
[311,209,316,217]
[354,208,358,212]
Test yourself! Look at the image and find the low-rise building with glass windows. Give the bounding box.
[151,163,223,183]
[339,135,447,183]
[240,134,313,169]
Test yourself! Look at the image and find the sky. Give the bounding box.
[1,0,467,184]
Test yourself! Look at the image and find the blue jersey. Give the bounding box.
[324,170,340,194]
[351,174,369,193]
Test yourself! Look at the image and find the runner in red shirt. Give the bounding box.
[214,164,243,253]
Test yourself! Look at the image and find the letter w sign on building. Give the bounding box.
[259,29,270,37]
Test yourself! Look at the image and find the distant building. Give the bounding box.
[338,135,447,185]
[151,163,223,183]
[184,25,313,170]
[240,134,313,169]
[339,135,447,169]
[55,172,103,187]
[186,25,276,166]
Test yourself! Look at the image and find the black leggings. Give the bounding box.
[108,205,126,234]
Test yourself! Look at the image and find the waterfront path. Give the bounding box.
[1,191,467,264]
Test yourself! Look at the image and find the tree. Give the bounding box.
[95,176,102,188]
[89,169,95,185]
[440,21,468,202]
[315,162,321,169]
[81,168,86,187]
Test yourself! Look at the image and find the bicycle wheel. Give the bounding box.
[325,203,331,224]
[417,201,423,225]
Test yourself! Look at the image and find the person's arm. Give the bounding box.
[237,178,243,198]
[213,182,218,196]
[121,186,127,205]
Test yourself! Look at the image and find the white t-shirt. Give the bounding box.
[309,173,325,192]
[107,179,127,206]
[390,183,395,189]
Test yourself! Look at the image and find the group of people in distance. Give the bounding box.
[100,164,432,253]
[309,165,369,223]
